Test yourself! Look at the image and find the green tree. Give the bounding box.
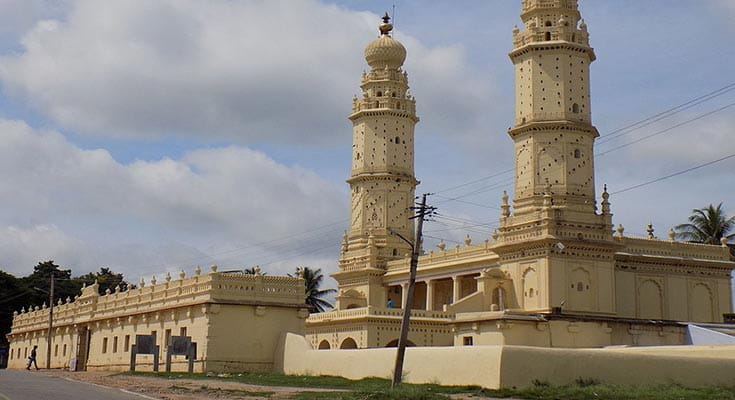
[75,267,130,294]
[675,203,734,245]
[242,266,266,275]
[295,267,336,313]
[0,270,22,348]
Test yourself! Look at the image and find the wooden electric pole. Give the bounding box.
[391,193,435,388]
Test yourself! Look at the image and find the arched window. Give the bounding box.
[545,21,552,27]
[392,248,398,256]
[318,340,331,350]
[572,103,580,113]
[340,338,358,349]
[545,32,552,41]
[376,91,383,97]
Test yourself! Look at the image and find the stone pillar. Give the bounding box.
[452,276,462,304]
[426,280,435,311]
[401,283,408,309]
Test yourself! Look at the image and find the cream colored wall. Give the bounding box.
[277,333,503,388]
[278,333,735,389]
[452,316,689,348]
[205,304,308,372]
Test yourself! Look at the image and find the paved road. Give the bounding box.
[0,369,154,400]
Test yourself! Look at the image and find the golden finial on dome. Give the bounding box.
[379,12,393,36]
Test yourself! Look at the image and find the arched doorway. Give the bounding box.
[318,340,331,350]
[340,338,358,349]
[384,339,416,347]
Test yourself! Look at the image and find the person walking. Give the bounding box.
[26,345,39,370]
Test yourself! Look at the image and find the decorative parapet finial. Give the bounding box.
[501,191,511,218]
[114,284,121,293]
[437,240,446,251]
[194,266,201,276]
[601,184,610,215]
[722,236,730,247]
[492,229,499,241]
[150,275,157,285]
[616,224,624,238]
[341,231,349,254]
[179,270,186,280]
[296,267,305,279]
[139,277,145,288]
[253,265,262,276]
[464,234,472,246]
[210,265,218,273]
[165,272,172,282]
[668,228,676,241]
[647,223,655,239]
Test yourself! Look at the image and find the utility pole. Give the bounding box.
[391,193,435,388]
[46,271,54,369]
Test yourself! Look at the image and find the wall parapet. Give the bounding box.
[306,306,453,324]
[616,236,731,262]
[9,270,305,335]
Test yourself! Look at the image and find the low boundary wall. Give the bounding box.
[275,333,735,389]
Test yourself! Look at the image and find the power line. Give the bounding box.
[597,101,735,157]
[596,82,735,146]
[611,152,735,195]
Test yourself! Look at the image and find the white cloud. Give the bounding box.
[0,119,346,279]
[0,0,497,147]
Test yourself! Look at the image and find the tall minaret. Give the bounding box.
[333,14,419,308]
[509,0,597,216]
[494,0,618,315]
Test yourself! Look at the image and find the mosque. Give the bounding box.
[7,0,735,384]
[305,0,735,350]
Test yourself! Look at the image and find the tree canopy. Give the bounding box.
[675,203,734,245]
[0,262,131,348]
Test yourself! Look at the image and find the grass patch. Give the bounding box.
[122,371,735,400]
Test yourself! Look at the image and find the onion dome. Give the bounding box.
[364,12,406,70]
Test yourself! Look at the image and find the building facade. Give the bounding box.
[7,267,309,371]
[306,0,735,350]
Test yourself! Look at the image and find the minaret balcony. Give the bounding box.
[516,111,590,126]
[522,0,579,13]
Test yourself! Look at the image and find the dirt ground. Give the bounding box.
[43,370,342,400]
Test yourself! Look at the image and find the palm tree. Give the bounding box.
[295,267,336,313]
[675,203,734,245]
[242,266,265,275]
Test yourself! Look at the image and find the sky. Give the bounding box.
[0,0,733,291]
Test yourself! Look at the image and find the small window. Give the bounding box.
[113,336,118,353]
[392,248,398,256]
[572,103,580,113]
[395,136,400,144]
[54,344,58,357]
[102,337,108,354]
[545,21,552,27]
[577,282,584,292]
[529,288,535,298]
[165,329,172,348]
[463,336,474,346]
[376,91,382,97]
[180,327,187,337]
[63,344,67,356]
[574,149,581,158]
[124,335,130,352]
[545,32,551,41]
